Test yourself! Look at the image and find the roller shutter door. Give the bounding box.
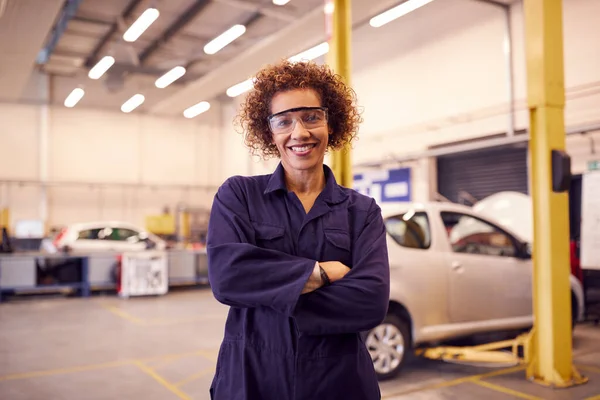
[437,145,528,204]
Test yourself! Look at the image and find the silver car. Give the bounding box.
[365,201,585,380]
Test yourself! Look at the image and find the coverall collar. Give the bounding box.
[264,162,348,205]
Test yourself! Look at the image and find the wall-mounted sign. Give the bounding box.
[588,160,600,171]
[353,167,411,203]
[581,171,600,270]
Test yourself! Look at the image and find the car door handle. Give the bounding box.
[451,261,462,271]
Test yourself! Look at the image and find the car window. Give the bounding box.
[102,228,139,241]
[77,228,102,240]
[385,211,431,249]
[440,212,516,257]
[116,228,138,241]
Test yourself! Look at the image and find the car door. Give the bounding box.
[70,228,107,251]
[440,211,532,323]
[384,211,450,329]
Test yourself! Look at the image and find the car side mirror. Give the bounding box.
[518,242,532,259]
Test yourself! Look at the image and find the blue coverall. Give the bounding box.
[207,163,390,400]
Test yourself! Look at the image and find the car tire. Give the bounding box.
[364,314,411,381]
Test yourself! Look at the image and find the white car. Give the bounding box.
[365,201,585,380]
[47,221,166,253]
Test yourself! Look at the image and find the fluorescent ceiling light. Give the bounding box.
[88,55,115,80]
[273,0,290,5]
[288,42,329,63]
[370,0,435,28]
[184,101,211,119]
[123,8,160,42]
[155,66,186,88]
[204,24,246,55]
[64,88,85,108]
[226,78,255,98]
[121,94,145,113]
[324,1,334,15]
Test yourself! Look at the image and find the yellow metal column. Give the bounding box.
[0,208,9,231]
[524,0,586,387]
[325,0,353,188]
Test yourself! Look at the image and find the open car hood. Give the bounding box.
[472,191,534,243]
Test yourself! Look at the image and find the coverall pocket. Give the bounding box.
[251,221,286,251]
[323,229,352,267]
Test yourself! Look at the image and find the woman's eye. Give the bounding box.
[276,118,292,127]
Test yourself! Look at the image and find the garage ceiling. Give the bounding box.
[2,0,521,115]
[0,0,64,101]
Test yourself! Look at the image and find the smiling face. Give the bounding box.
[269,88,329,173]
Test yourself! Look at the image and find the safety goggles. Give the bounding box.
[267,106,329,135]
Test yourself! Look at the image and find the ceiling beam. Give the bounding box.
[84,0,144,68]
[138,0,212,65]
[72,15,113,26]
[37,0,85,64]
[470,0,510,9]
[183,11,263,70]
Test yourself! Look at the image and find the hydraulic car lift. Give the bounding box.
[415,328,588,388]
[329,0,588,390]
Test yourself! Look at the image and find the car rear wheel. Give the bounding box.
[365,314,411,380]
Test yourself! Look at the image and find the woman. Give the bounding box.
[207,60,390,400]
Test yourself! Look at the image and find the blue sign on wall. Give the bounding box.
[353,167,411,203]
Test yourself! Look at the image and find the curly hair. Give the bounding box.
[236,60,362,159]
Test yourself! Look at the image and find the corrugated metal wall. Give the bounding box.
[437,145,529,204]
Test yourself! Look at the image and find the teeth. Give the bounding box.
[291,144,315,152]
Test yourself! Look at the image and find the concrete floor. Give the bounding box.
[0,288,599,400]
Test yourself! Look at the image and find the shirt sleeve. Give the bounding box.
[292,199,390,335]
[206,178,316,315]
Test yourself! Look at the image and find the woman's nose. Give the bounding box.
[290,119,310,138]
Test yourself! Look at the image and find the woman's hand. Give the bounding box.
[301,261,351,294]
[319,261,351,282]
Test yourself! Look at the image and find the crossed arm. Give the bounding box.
[206,178,390,335]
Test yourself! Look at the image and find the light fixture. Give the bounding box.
[183,101,211,118]
[324,1,334,15]
[204,24,246,55]
[370,0,435,28]
[64,88,85,108]
[155,66,186,88]
[288,42,329,63]
[88,55,115,80]
[121,94,145,113]
[226,78,255,98]
[273,0,291,5]
[123,8,160,42]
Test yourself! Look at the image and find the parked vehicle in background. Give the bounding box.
[45,221,166,253]
[473,192,594,314]
[365,201,586,380]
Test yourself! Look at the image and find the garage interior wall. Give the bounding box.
[351,0,600,200]
[0,101,226,229]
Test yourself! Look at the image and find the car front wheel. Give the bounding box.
[365,314,411,380]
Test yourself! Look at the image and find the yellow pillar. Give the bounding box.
[0,208,8,231]
[325,0,353,188]
[524,0,586,387]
